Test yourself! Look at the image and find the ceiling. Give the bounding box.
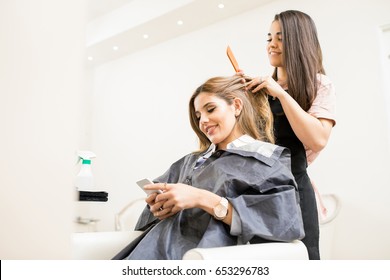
[86,0,273,66]
[87,0,135,21]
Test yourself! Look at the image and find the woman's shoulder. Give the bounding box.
[309,73,336,125]
[317,73,333,89]
[315,73,336,102]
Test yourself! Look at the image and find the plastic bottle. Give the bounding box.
[75,151,96,190]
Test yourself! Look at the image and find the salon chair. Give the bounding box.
[71,231,308,260]
[71,198,309,260]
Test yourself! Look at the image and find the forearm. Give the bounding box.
[278,91,332,152]
[196,189,233,226]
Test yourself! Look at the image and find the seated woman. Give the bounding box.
[114,75,304,260]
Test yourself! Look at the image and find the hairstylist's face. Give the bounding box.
[194,92,242,150]
[267,20,283,67]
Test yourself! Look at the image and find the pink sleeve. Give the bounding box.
[308,74,336,126]
[305,75,336,165]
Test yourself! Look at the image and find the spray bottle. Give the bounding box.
[75,150,96,191]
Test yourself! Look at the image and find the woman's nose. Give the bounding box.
[200,115,208,124]
[268,38,277,48]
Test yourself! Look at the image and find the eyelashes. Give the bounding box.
[267,38,282,42]
[195,107,216,121]
[207,107,216,113]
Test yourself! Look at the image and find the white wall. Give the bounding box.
[87,0,390,259]
[0,0,87,259]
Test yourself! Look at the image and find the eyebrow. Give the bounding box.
[267,32,282,36]
[195,102,216,114]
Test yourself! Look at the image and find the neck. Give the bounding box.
[276,67,288,88]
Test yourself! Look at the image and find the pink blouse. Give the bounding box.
[305,74,336,165]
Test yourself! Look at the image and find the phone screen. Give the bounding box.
[136,178,162,195]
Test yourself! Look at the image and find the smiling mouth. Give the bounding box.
[206,125,217,135]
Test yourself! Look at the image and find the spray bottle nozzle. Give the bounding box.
[77,151,96,164]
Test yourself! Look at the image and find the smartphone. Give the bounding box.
[226,45,240,73]
[136,178,162,196]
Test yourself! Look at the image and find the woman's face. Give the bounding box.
[194,92,242,150]
[267,20,284,67]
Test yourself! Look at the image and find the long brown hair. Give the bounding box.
[273,10,325,111]
[189,75,274,152]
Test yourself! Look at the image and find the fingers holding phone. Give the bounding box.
[137,178,173,219]
[145,192,159,205]
[146,192,175,219]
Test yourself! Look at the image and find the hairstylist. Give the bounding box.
[246,10,336,260]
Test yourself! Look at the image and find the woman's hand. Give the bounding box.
[144,183,201,220]
[246,76,333,152]
[235,70,251,84]
[144,183,232,225]
[144,192,170,219]
[246,76,287,99]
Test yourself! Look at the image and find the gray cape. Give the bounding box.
[120,140,304,260]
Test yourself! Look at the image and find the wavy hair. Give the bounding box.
[273,10,325,111]
[189,75,274,152]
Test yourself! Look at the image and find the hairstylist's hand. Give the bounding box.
[235,70,257,87]
[144,183,200,220]
[246,76,286,99]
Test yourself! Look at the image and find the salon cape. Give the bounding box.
[123,135,304,260]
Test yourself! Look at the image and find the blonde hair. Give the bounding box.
[189,75,274,152]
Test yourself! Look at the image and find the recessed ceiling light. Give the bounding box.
[177,20,183,25]
[113,46,119,51]
[218,3,225,9]
[143,34,149,39]
[87,56,93,61]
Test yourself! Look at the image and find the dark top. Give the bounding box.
[268,96,320,260]
[269,96,307,175]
